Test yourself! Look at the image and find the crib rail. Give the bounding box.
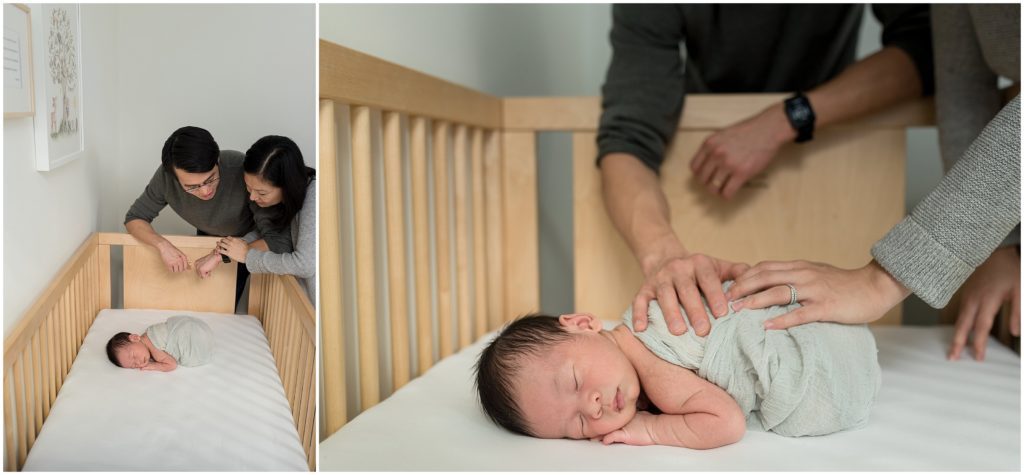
[3,235,104,471]
[320,40,531,438]
[248,273,317,471]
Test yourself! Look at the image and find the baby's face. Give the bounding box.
[116,338,151,369]
[513,314,640,440]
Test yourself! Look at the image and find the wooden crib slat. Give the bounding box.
[4,374,14,471]
[383,111,411,390]
[453,124,472,350]
[319,100,347,436]
[409,116,433,376]
[484,130,506,331]
[45,317,56,405]
[31,333,43,436]
[14,357,27,468]
[352,105,381,409]
[471,128,488,339]
[302,344,316,469]
[501,131,540,320]
[38,319,51,419]
[433,121,454,359]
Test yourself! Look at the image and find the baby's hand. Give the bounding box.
[600,411,657,446]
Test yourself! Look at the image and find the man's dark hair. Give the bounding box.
[106,332,132,367]
[161,126,220,175]
[244,135,315,229]
[474,314,575,436]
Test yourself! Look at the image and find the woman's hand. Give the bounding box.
[599,411,657,446]
[726,259,910,330]
[949,246,1021,361]
[217,237,249,263]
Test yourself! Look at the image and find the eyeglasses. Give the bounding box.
[183,169,220,195]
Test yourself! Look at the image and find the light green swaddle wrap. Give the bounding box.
[145,316,214,367]
[623,282,881,437]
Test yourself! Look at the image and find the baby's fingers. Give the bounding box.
[601,431,625,445]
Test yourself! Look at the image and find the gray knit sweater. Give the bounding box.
[872,5,1020,308]
[244,181,316,305]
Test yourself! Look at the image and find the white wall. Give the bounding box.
[3,4,117,336]
[4,4,316,336]
[321,4,944,324]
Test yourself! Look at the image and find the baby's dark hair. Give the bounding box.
[474,313,576,436]
[106,332,132,367]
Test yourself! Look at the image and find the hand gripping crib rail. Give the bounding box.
[318,39,935,440]
[3,232,317,471]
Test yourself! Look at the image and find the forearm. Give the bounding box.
[647,412,742,449]
[600,154,687,274]
[806,47,922,129]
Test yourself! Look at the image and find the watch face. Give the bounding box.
[791,104,810,122]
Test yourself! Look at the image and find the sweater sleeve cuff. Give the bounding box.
[871,216,974,308]
[596,142,664,175]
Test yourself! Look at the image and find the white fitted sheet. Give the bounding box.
[24,309,307,471]
[320,325,1020,471]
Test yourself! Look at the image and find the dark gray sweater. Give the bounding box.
[597,4,934,172]
[124,150,293,253]
[872,5,1020,308]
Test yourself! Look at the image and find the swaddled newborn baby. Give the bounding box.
[106,315,214,371]
[475,282,881,448]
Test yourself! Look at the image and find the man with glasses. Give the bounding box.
[124,126,292,307]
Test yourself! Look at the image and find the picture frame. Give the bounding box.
[3,4,35,119]
[32,4,85,171]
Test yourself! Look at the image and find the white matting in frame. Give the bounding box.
[4,4,36,119]
[32,4,84,171]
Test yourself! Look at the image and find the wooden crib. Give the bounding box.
[3,232,316,471]
[318,39,934,439]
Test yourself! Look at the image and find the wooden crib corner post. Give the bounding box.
[500,131,540,321]
[97,242,112,310]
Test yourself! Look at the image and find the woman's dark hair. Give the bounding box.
[244,135,315,229]
[161,126,220,175]
[474,314,575,437]
[106,332,132,367]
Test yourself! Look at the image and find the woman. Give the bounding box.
[217,135,316,305]
[725,4,1020,361]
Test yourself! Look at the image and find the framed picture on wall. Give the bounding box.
[32,4,84,171]
[3,4,35,119]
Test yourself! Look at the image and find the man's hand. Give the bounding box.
[949,246,1021,361]
[690,104,794,200]
[156,241,190,273]
[633,253,749,337]
[194,252,222,279]
[600,411,657,446]
[727,259,910,330]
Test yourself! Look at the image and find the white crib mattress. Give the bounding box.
[320,325,1020,471]
[23,309,307,471]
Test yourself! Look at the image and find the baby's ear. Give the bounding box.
[129,334,141,342]
[558,313,601,333]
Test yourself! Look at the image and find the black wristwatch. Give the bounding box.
[784,93,816,143]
